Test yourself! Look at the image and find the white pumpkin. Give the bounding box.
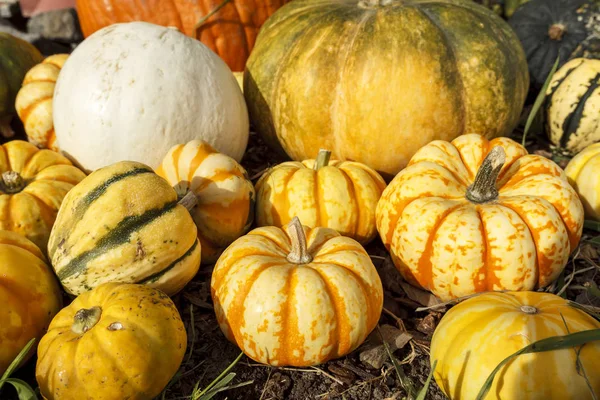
[53,22,249,172]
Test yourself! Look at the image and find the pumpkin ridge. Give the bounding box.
[17,95,52,126]
[56,200,178,281]
[560,73,600,148]
[22,190,55,232]
[137,239,199,284]
[342,171,359,239]
[475,207,491,291]
[312,266,344,359]
[314,260,373,331]
[413,5,466,135]
[278,267,295,365]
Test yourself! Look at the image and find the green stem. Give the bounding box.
[286,217,313,264]
[314,149,332,171]
[194,0,233,31]
[466,146,506,204]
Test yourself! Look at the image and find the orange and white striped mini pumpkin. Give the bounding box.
[156,140,255,264]
[255,149,386,245]
[376,134,584,301]
[211,217,383,367]
[15,54,68,152]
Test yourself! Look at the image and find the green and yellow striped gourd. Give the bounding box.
[546,58,600,155]
[48,161,201,296]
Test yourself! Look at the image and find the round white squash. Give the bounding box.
[53,22,249,171]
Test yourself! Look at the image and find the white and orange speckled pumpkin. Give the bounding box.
[211,217,383,367]
[376,134,584,301]
[156,140,255,264]
[255,149,386,245]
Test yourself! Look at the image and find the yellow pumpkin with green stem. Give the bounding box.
[431,291,600,400]
[376,134,584,301]
[36,282,187,400]
[0,230,62,375]
[156,140,255,264]
[255,149,386,244]
[0,140,86,251]
[48,161,201,296]
[211,217,384,366]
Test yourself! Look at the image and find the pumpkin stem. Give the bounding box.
[466,146,506,204]
[178,190,199,212]
[72,306,102,334]
[520,305,538,314]
[314,149,332,171]
[194,0,233,31]
[548,24,566,41]
[286,216,313,264]
[1,171,26,193]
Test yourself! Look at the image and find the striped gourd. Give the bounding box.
[546,58,600,155]
[255,150,386,245]
[15,54,69,152]
[156,140,255,264]
[431,291,600,400]
[565,143,600,221]
[211,217,383,367]
[48,161,201,296]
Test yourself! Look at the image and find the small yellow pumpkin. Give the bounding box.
[256,149,386,245]
[376,134,584,301]
[36,282,187,400]
[15,54,69,152]
[48,161,201,296]
[211,217,383,367]
[0,230,62,375]
[156,140,255,264]
[431,291,600,400]
[0,140,86,251]
[565,142,600,221]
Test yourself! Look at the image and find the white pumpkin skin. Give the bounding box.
[53,22,249,172]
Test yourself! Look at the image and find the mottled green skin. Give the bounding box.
[245,0,530,178]
[0,33,43,118]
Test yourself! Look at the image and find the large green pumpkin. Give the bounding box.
[0,33,43,137]
[244,0,530,178]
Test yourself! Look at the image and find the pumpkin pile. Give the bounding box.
[1,1,600,399]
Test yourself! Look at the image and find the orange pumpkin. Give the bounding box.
[211,217,383,367]
[0,230,62,375]
[75,0,290,72]
[376,134,584,301]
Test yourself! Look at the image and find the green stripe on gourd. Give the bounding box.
[48,166,154,257]
[137,239,199,284]
[561,73,600,148]
[56,200,178,280]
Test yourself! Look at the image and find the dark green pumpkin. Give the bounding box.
[0,33,43,136]
[509,0,600,87]
[244,0,529,179]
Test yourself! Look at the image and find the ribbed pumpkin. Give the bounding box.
[509,0,600,87]
[0,140,86,251]
[211,217,383,367]
[431,291,600,400]
[0,33,44,138]
[156,140,255,264]
[0,230,62,375]
[48,161,201,296]
[255,150,386,245]
[36,282,187,400]
[376,134,584,301]
[244,0,529,178]
[75,0,289,72]
[546,58,600,155]
[565,142,600,221]
[15,54,69,152]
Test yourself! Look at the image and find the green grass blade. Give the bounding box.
[521,56,560,147]
[195,351,244,398]
[198,373,236,400]
[416,360,437,400]
[0,378,37,400]
[476,329,600,400]
[378,325,416,398]
[0,338,36,391]
[568,301,600,321]
[584,220,600,232]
